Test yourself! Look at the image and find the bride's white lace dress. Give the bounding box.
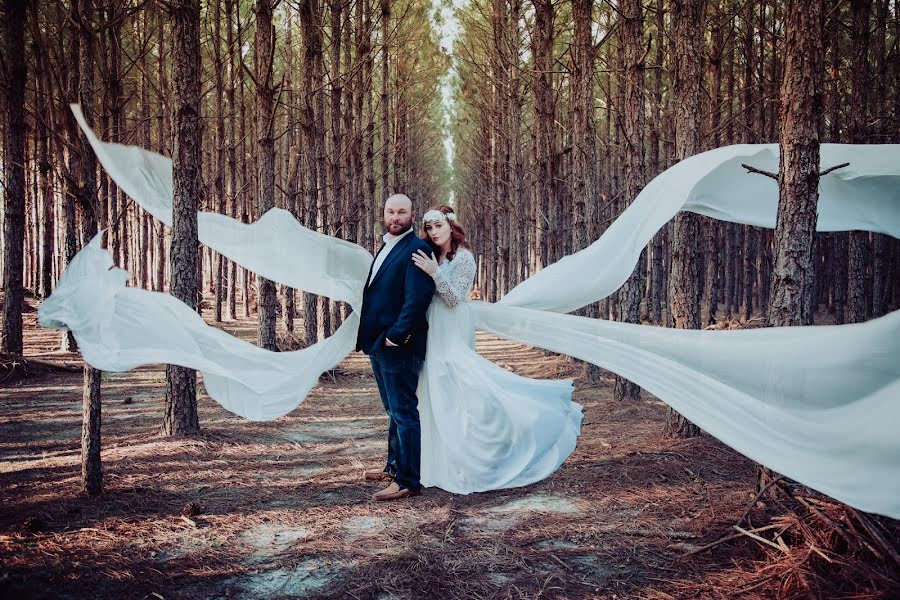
[418,248,583,493]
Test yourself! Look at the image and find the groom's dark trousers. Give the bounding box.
[356,231,435,492]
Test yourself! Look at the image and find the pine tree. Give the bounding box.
[163,0,202,436]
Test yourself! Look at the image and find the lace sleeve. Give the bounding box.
[432,250,476,308]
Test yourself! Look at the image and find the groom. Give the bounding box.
[356,193,435,501]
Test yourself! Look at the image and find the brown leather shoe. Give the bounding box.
[364,470,394,482]
[372,482,422,501]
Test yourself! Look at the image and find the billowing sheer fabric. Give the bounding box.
[36,105,900,517]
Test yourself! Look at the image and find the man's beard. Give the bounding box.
[384,218,413,236]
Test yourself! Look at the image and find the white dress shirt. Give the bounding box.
[367,227,413,287]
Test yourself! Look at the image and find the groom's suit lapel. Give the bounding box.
[368,233,413,289]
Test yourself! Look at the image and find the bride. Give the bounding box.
[410,207,582,494]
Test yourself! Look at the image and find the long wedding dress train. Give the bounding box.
[418,249,583,493]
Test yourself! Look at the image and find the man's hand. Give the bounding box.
[384,337,399,347]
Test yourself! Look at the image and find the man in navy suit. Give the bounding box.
[356,193,435,501]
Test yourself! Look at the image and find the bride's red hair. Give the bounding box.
[420,205,469,261]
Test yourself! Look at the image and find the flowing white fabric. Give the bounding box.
[501,144,900,313]
[35,105,900,517]
[38,233,360,422]
[472,303,900,516]
[419,249,583,493]
[69,105,372,312]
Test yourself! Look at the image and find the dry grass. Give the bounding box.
[0,297,896,599]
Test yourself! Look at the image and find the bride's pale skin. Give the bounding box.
[412,218,453,275]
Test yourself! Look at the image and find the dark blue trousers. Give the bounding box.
[369,348,424,492]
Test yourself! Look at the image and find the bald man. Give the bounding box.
[356,194,436,501]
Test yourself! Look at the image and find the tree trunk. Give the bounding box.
[226,0,238,319]
[348,2,361,248]
[329,0,345,329]
[315,1,331,340]
[510,0,526,288]
[532,0,555,269]
[1,0,27,355]
[74,0,104,495]
[213,0,226,323]
[756,0,767,141]
[237,9,251,320]
[665,0,705,438]
[331,0,344,240]
[572,0,597,265]
[299,0,323,344]
[107,7,123,276]
[164,0,201,436]
[35,43,54,301]
[156,12,168,293]
[847,0,871,323]
[769,0,824,328]
[703,0,723,326]
[615,0,645,401]
[138,11,152,292]
[362,0,375,250]
[59,2,81,354]
[281,3,297,335]
[255,0,277,351]
[723,24,737,319]
[870,0,890,317]
[380,0,390,201]
[648,0,666,325]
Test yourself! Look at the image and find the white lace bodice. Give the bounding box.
[431,248,476,308]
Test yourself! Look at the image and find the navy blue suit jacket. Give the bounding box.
[356,232,436,358]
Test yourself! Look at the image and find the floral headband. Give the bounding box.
[422,209,457,224]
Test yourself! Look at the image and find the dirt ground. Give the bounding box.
[2,298,795,600]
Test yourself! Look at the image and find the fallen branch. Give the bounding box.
[796,496,857,550]
[809,543,833,564]
[0,354,82,384]
[683,524,783,556]
[733,525,789,554]
[179,515,198,528]
[849,508,900,569]
[736,476,785,528]
[549,553,571,571]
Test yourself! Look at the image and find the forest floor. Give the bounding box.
[1,295,804,600]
